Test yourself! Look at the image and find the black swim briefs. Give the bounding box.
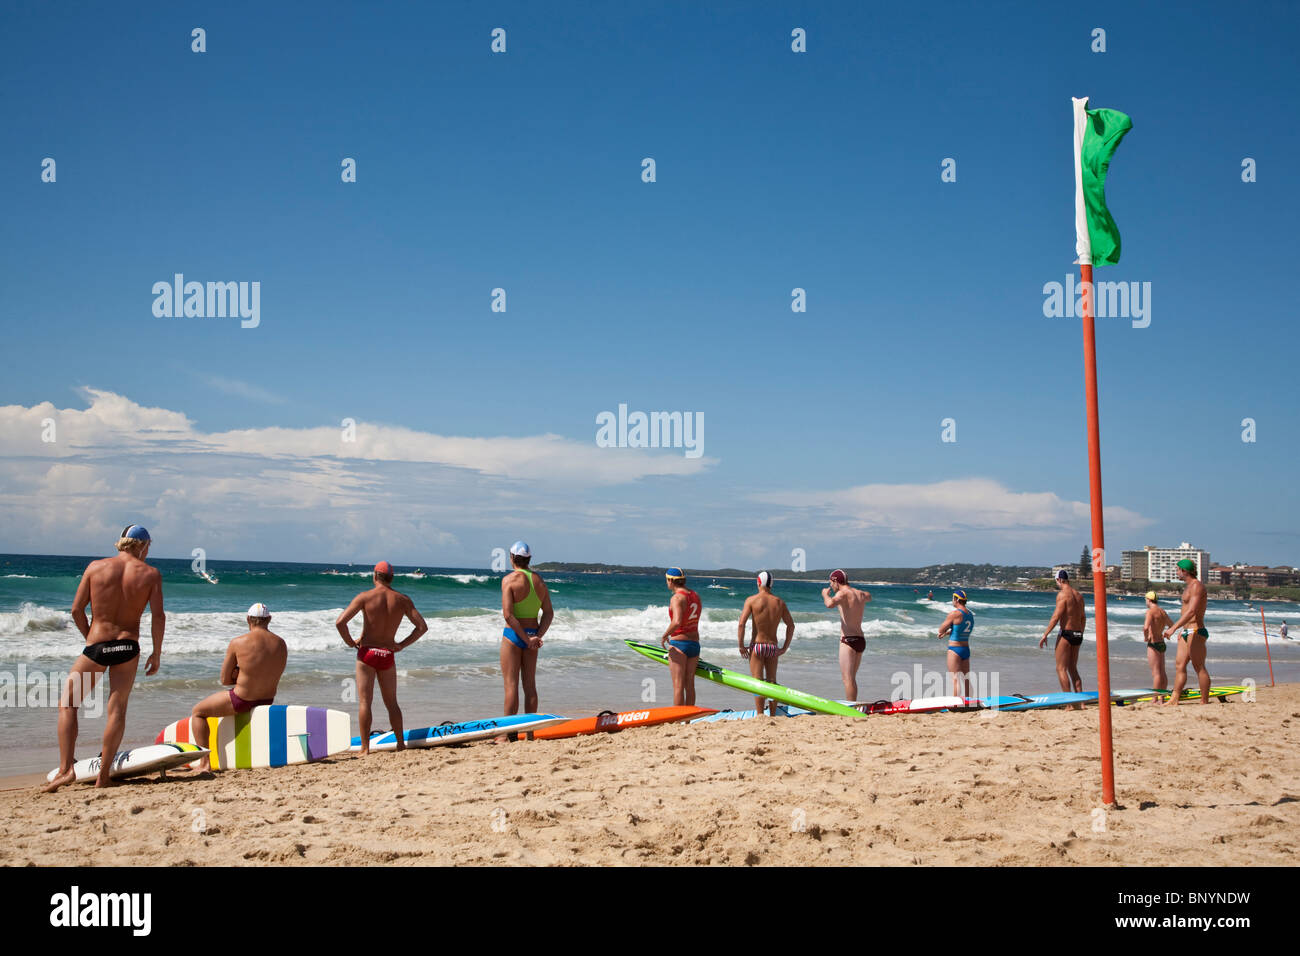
[1058,629,1084,647]
[82,640,140,667]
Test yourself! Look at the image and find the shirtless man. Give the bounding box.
[1142,590,1172,691]
[188,603,287,773]
[822,570,871,701]
[1037,570,1083,693]
[44,525,163,792]
[499,542,554,735]
[737,571,794,715]
[1162,559,1211,705]
[336,561,428,753]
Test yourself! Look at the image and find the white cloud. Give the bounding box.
[0,389,715,561]
[750,477,1153,538]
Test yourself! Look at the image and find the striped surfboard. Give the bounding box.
[155,705,352,769]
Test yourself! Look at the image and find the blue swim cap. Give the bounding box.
[952,588,967,602]
[121,525,151,542]
[665,567,685,579]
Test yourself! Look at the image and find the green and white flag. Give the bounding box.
[1073,97,1132,267]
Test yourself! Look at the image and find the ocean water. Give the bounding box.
[2,553,1296,777]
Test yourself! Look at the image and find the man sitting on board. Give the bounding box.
[737,571,794,715]
[337,561,428,753]
[44,525,164,793]
[822,570,871,701]
[187,602,288,773]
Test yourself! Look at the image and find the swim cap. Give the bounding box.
[829,570,847,586]
[510,541,531,558]
[1056,569,1069,581]
[1176,558,1196,573]
[665,567,685,580]
[953,588,968,602]
[374,561,393,576]
[1145,590,1158,602]
[121,525,151,542]
[757,571,772,588]
[247,602,270,619]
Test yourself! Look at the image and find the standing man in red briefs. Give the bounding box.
[187,602,287,774]
[823,570,871,702]
[336,561,428,754]
[44,525,164,792]
[499,541,554,733]
[659,567,701,706]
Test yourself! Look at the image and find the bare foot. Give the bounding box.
[42,769,76,793]
[94,775,118,789]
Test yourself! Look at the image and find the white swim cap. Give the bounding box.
[247,602,271,619]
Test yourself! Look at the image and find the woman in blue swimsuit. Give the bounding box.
[938,588,974,698]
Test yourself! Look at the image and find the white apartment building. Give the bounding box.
[1140,543,1211,583]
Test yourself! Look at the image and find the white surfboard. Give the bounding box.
[46,743,209,784]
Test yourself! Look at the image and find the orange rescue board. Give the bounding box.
[534,706,716,740]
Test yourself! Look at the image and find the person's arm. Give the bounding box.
[218,642,239,686]
[501,574,527,640]
[861,589,873,604]
[660,593,685,646]
[737,599,752,655]
[822,587,840,609]
[530,576,554,648]
[335,596,363,648]
[1040,593,1064,645]
[397,598,428,650]
[70,567,92,640]
[780,600,795,654]
[146,570,164,675]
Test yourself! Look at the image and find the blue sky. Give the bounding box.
[1,1,1297,570]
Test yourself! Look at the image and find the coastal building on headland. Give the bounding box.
[1120,543,1211,583]
[1208,564,1300,587]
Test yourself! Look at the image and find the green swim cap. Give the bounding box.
[1176,558,1196,573]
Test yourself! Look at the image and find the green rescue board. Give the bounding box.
[625,640,867,719]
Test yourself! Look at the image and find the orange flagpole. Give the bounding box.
[1080,263,1117,806]
[1259,608,1275,687]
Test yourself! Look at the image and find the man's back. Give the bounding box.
[357,586,411,647]
[835,588,869,633]
[231,628,287,700]
[746,592,786,642]
[1059,585,1085,630]
[84,554,158,641]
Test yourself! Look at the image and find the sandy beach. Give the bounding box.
[2,684,1296,867]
